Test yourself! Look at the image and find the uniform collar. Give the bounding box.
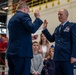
[61,21,68,26]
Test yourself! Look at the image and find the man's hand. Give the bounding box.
[42,20,48,29]
[34,9,40,18]
[33,72,38,75]
[70,57,76,63]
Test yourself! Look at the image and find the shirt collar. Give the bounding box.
[61,21,68,26]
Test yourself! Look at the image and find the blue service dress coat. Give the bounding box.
[42,21,76,61]
[6,11,43,58]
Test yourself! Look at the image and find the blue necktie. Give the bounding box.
[61,25,64,30]
[60,25,64,33]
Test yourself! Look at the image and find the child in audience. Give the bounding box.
[41,45,55,75]
[30,41,43,75]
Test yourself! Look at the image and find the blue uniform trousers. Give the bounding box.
[55,61,74,75]
[7,57,31,75]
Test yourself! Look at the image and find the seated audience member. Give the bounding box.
[0,35,8,63]
[0,35,8,51]
[41,45,55,75]
[30,41,43,75]
[0,34,8,75]
[39,33,50,60]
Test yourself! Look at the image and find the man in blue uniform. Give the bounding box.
[6,1,43,75]
[42,9,76,75]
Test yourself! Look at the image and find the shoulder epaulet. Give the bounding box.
[69,22,76,28]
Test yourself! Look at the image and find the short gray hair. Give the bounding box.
[18,1,28,9]
[63,9,69,17]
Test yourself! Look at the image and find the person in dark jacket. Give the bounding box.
[6,1,43,75]
[42,45,55,75]
[42,8,76,75]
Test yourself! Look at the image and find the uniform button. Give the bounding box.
[57,44,59,46]
[58,40,60,41]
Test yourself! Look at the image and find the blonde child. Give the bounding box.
[42,45,55,75]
